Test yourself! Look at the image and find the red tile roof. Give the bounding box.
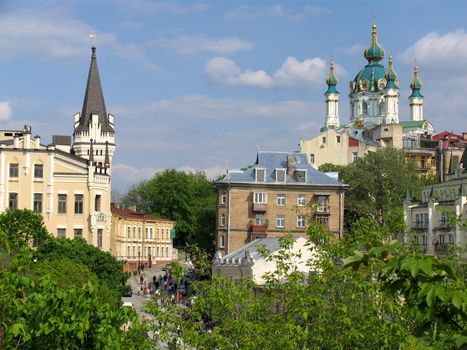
[110,203,173,223]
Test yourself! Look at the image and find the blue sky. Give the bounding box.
[1,0,467,191]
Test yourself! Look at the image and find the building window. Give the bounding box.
[74,194,83,214]
[58,194,67,214]
[297,194,306,206]
[379,102,385,115]
[138,227,142,238]
[166,247,169,258]
[97,229,103,248]
[362,101,368,115]
[74,228,82,238]
[294,170,306,182]
[127,246,130,258]
[156,247,159,257]
[220,235,225,248]
[336,135,341,144]
[95,194,101,211]
[275,169,286,183]
[255,168,266,182]
[440,212,449,226]
[255,214,265,225]
[9,163,19,178]
[439,234,445,244]
[253,192,267,204]
[34,164,43,179]
[352,152,358,162]
[448,234,455,244]
[322,136,326,144]
[148,247,152,257]
[9,193,17,210]
[276,215,285,228]
[310,154,315,164]
[133,246,136,258]
[277,194,286,206]
[315,215,329,227]
[57,228,66,238]
[33,193,42,213]
[220,192,227,205]
[297,215,306,228]
[220,213,226,226]
[133,226,136,239]
[315,195,329,212]
[127,226,131,238]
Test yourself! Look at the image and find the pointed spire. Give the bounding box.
[325,59,339,94]
[89,138,94,165]
[104,141,110,168]
[364,24,385,63]
[76,46,114,133]
[410,64,424,98]
[405,188,412,202]
[385,55,398,89]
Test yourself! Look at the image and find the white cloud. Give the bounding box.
[225,4,329,20]
[337,44,364,55]
[153,35,254,55]
[0,102,12,121]
[0,9,118,61]
[399,29,467,70]
[205,56,347,89]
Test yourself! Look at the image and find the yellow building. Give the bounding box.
[0,46,115,250]
[110,203,176,271]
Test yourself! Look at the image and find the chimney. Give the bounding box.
[129,204,137,212]
[287,155,294,175]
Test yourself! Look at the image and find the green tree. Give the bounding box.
[35,237,128,305]
[340,148,420,230]
[122,169,216,250]
[0,209,50,249]
[318,162,346,174]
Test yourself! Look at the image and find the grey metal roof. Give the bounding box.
[218,151,344,187]
[223,237,297,261]
[76,47,114,133]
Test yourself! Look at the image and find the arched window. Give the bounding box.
[379,102,385,115]
[362,101,368,115]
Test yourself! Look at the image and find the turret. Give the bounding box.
[72,46,116,173]
[409,64,424,121]
[324,60,340,129]
[383,56,399,124]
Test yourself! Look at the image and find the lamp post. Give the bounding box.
[138,251,141,274]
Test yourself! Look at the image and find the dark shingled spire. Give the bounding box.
[76,47,114,133]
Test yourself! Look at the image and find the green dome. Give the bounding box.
[364,24,385,63]
[410,65,423,98]
[384,56,398,89]
[352,63,387,93]
[325,61,339,94]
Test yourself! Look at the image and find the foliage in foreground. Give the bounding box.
[147,226,467,349]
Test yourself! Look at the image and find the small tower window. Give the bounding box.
[379,102,385,115]
[362,102,368,115]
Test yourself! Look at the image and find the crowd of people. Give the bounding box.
[137,270,191,304]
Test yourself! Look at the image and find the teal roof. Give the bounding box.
[352,63,386,92]
[409,65,424,98]
[400,120,426,128]
[364,24,385,64]
[325,61,339,95]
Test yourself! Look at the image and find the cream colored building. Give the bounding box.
[110,203,176,271]
[213,237,317,285]
[0,46,115,250]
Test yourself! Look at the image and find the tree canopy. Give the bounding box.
[122,169,216,250]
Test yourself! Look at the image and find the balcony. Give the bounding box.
[251,224,268,233]
[412,222,428,230]
[316,205,330,214]
[253,203,267,212]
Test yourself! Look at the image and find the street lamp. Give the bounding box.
[138,251,141,274]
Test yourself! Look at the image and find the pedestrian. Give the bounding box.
[153,275,156,283]
[139,274,144,285]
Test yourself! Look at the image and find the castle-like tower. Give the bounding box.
[72,47,116,174]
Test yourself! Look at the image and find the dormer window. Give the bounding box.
[294,170,306,183]
[275,169,286,183]
[256,168,266,182]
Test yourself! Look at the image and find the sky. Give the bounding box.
[1,0,467,192]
